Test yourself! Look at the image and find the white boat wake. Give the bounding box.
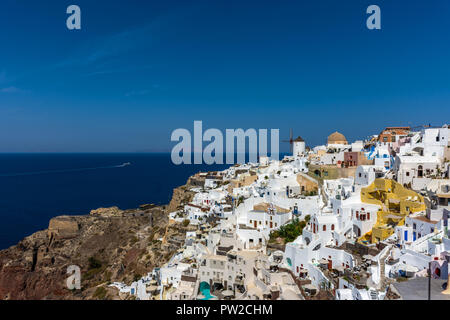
[0,162,132,177]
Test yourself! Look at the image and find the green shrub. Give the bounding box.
[93,286,107,299]
[269,217,307,243]
[88,256,102,270]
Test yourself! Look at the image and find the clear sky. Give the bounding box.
[0,0,449,152]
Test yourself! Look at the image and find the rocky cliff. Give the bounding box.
[0,179,196,300]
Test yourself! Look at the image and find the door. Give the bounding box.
[270,221,273,228]
[254,220,257,228]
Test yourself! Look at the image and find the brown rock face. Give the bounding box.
[48,216,79,240]
[0,174,200,300]
[89,207,123,217]
[0,204,189,300]
[166,185,196,214]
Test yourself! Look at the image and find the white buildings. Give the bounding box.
[293,136,306,157]
[354,165,385,186]
[394,154,440,187]
[110,124,450,301]
[393,126,449,190]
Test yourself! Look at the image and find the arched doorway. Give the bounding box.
[353,225,361,238]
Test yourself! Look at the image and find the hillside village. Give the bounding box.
[111,125,450,300]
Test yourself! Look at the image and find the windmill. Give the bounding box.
[282,128,294,154]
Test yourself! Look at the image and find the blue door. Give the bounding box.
[404,230,408,241]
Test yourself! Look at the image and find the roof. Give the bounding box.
[397,155,440,163]
[409,215,439,224]
[384,127,410,130]
[328,131,347,143]
[205,254,227,261]
[294,136,305,142]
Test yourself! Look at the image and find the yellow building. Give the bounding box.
[358,179,426,244]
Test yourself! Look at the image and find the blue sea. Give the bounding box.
[0,153,230,250]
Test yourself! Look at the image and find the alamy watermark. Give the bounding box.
[65,5,380,31]
[66,265,81,290]
[171,121,279,165]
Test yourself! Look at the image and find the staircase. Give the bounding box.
[378,246,392,290]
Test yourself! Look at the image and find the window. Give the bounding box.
[367,212,370,220]
[406,172,410,176]
[331,224,335,231]
[323,225,326,231]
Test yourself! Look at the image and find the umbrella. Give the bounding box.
[222,290,234,296]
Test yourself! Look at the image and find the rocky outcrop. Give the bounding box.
[48,216,80,240]
[0,170,203,300]
[89,206,124,217]
[0,202,191,300]
[166,185,196,214]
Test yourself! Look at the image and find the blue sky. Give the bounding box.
[0,0,449,152]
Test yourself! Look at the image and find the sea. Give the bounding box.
[0,153,233,250]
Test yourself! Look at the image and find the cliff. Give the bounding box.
[0,178,196,300]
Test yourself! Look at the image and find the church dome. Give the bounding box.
[327,131,347,144]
